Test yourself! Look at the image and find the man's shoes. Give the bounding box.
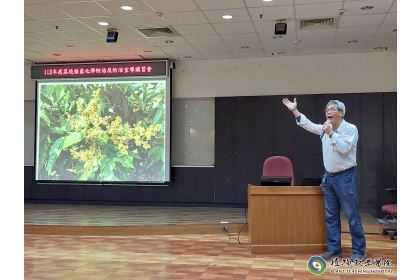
[350,252,366,261]
[321,249,342,259]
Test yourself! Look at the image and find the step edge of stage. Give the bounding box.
[24,223,249,236]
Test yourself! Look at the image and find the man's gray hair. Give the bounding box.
[326,100,346,117]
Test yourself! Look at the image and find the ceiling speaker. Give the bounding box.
[106,31,119,43]
[274,22,287,35]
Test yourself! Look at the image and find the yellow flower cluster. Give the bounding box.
[133,122,163,150]
[70,144,105,177]
[107,116,133,155]
[68,86,164,170]
[41,103,52,110]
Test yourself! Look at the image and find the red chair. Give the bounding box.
[262,156,295,186]
[381,188,397,240]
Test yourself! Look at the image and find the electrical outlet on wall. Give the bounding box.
[220,221,229,232]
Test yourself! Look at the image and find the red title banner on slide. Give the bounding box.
[31,60,168,79]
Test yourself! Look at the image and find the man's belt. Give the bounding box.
[327,166,355,177]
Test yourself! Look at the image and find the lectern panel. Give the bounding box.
[247,185,327,254]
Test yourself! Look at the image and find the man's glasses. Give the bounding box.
[324,107,339,113]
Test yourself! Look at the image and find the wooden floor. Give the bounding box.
[24,204,397,279]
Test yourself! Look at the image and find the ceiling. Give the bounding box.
[24,0,397,64]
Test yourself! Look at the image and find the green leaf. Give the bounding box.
[73,171,84,180]
[161,164,165,176]
[44,111,58,124]
[153,107,164,125]
[40,92,53,107]
[102,145,118,158]
[39,110,51,127]
[62,120,71,134]
[127,95,136,103]
[53,85,63,106]
[62,156,75,171]
[127,84,138,92]
[118,172,130,181]
[75,163,98,181]
[75,161,84,173]
[122,95,130,118]
[101,145,133,170]
[100,134,109,144]
[148,106,158,120]
[38,135,47,164]
[145,160,154,169]
[49,127,66,135]
[119,154,135,169]
[152,153,161,163]
[59,86,65,102]
[155,82,164,94]
[135,95,145,111]
[62,132,84,150]
[46,137,65,175]
[128,150,142,160]
[100,158,115,180]
[99,93,105,115]
[84,163,98,179]
[153,96,162,104]
[160,147,165,162]
[148,146,159,157]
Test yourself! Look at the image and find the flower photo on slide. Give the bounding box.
[36,80,166,183]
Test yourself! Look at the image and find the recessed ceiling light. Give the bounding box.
[98,21,109,26]
[165,40,174,43]
[336,8,346,15]
[121,5,133,11]
[263,0,273,2]
[361,6,373,10]
[222,14,233,19]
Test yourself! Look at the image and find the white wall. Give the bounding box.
[24,60,36,101]
[24,51,397,101]
[172,51,397,98]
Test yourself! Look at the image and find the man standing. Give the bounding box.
[282,97,366,261]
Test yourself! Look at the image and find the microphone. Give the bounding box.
[320,119,331,138]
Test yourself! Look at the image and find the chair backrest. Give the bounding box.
[262,156,295,186]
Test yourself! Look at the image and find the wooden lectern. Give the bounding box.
[247,184,327,254]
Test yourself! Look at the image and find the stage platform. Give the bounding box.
[24,204,387,236]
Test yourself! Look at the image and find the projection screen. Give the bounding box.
[33,61,171,184]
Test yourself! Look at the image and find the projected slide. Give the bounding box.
[35,80,168,183]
